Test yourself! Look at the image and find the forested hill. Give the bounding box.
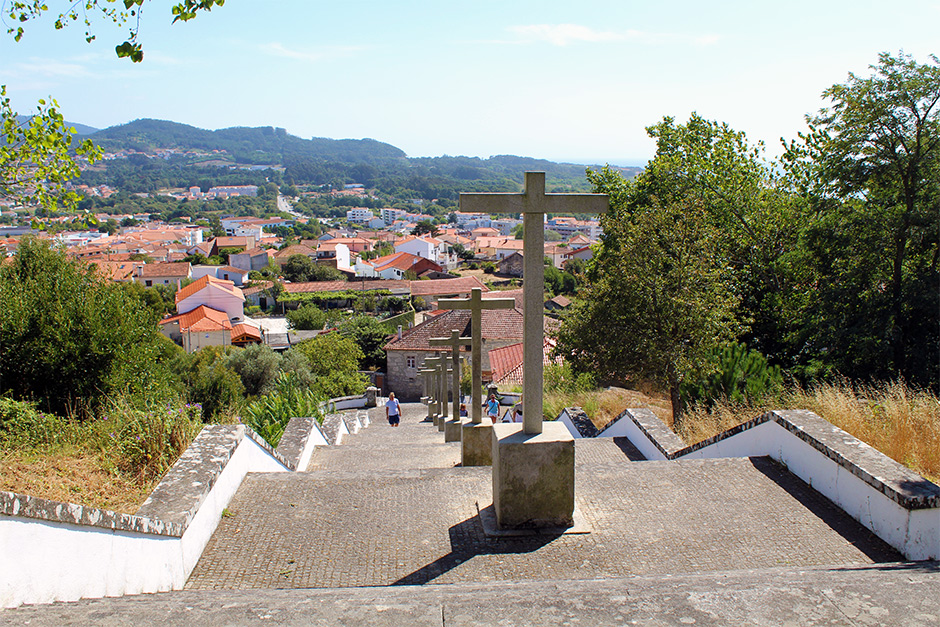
[73,118,642,197]
[83,119,408,165]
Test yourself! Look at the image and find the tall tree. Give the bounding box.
[786,52,940,384]
[557,166,742,426]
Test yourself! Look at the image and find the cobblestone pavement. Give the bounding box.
[185,403,900,590]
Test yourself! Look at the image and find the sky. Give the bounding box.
[1,0,938,166]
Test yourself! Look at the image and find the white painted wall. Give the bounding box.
[0,432,288,608]
[598,413,669,461]
[296,423,329,472]
[598,409,939,559]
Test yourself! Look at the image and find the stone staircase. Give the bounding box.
[5,402,936,626]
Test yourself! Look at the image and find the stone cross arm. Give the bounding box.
[459,171,608,215]
[438,289,515,313]
[429,331,472,351]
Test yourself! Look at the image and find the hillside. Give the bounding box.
[87,119,407,165]
[72,118,642,201]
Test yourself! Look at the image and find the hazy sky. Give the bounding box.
[1,1,937,165]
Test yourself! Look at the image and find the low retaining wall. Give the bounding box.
[0,391,373,609]
[605,407,940,561]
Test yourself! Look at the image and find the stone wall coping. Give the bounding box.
[0,490,183,537]
[320,414,347,445]
[619,408,687,457]
[135,424,291,531]
[562,407,600,438]
[275,415,325,468]
[621,407,940,511]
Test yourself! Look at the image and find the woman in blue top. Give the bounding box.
[486,393,500,424]
[386,392,401,427]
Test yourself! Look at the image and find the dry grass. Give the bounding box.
[544,386,672,428]
[0,448,157,514]
[674,380,940,484]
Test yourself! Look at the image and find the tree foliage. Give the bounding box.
[281,254,345,283]
[338,315,390,371]
[557,174,742,424]
[4,0,225,62]
[1,87,101,211]
[0,238,180,416]
[783,51,940,385]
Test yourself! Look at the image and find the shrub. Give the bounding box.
[286,304,331,330]
[224,344,282,397]
[101,401,202,480]
[544,362,596,394]
[192,362,245,421]
[242,375,325,447]
[680,343,782,409]
[0,397,73,449]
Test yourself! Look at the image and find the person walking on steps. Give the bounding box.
[486,393,500,424]
[386,392,401,427]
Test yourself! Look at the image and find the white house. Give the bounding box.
[346,208,374,223]
[395,235,444,264]
[190,265,251,286]
[174,275,246,322]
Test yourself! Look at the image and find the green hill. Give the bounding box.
[88,119,407,165]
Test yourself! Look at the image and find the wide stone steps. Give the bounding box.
[184,403,901,591]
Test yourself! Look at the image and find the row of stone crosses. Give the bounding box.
[415,172,607,531]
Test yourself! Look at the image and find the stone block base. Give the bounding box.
[461,422,494,466]
[432,411,441,427]
[438,416,446,432]
[492,422,574,529]
[444,417,464,442]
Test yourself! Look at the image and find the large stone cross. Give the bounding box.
[460,171,607,434]
[429,330,471,422]
[439,287,515,424]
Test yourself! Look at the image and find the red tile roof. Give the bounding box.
[160,305,232,332]
[174,274,243,304]
[384,308,524,352]
[137,262,191,278]
[408,276,488,297]
[489,337,560,386]
[231,323,262,342]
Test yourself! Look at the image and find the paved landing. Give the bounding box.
[7,563,940,626]
[185,403,900,591]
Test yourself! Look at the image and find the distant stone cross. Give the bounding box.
[418,366,436,421]
[429,330,472,422]
[439,287,515,424]
[421,356,442,418]
[460,171,607,434]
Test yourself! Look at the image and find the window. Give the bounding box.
[145,280,152,287]
[407,356,416,369]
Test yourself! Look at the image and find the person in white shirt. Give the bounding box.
[386,392,401,427]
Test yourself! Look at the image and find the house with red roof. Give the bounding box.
[394,235,445,264]
[133,262,192,288]
[175,275,246,322]
[355,251,442,280]
[383,307,525,400]
[159,275,260,352]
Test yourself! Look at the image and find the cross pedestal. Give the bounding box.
[418,368,435,422]
[421,357,442,425]
[430,331,471,443]
[460,171,607,528]
[439,288,515,466]
[437,357,451,434]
